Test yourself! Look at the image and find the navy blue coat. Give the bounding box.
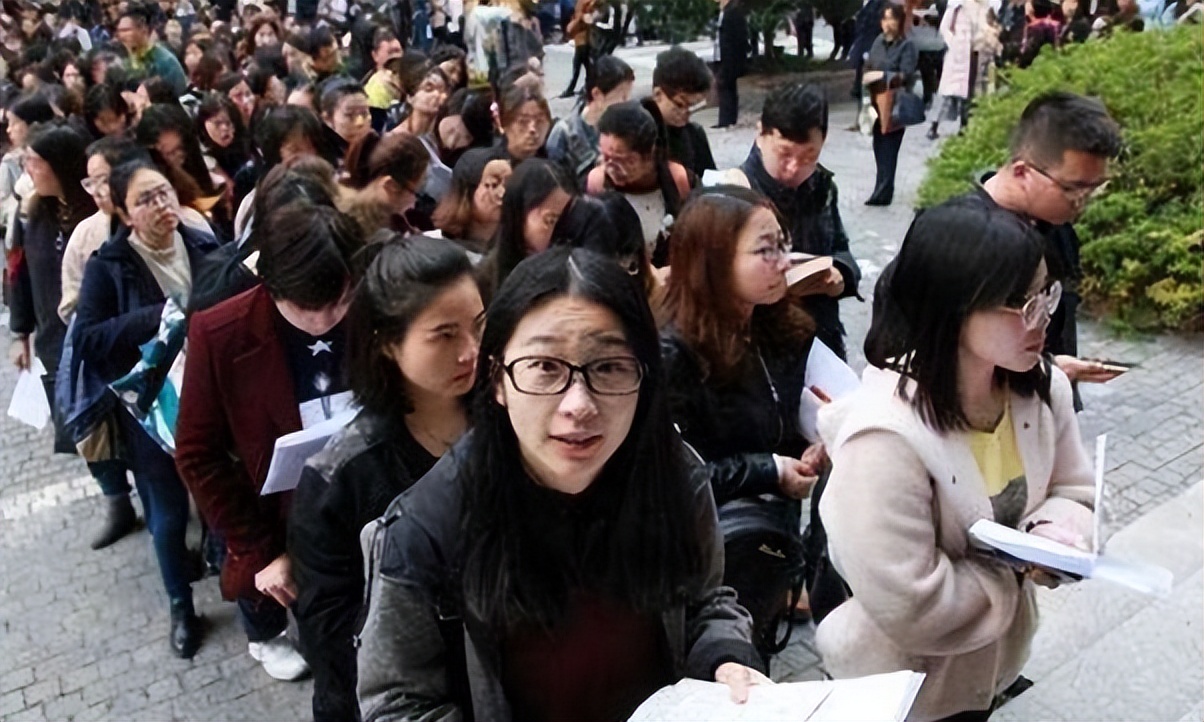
[72,223,218,386]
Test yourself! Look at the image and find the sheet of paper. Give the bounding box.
[811,671,926,722]
[628,678,833,722]
[298,390,355,430]
[798,339,860,443]
[7,358,50,430]
[261,407,358,495]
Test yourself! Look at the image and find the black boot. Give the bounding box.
[91,494,137,550]
[169,599,203,659]
[926,122,940,140]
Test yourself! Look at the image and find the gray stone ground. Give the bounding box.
[1,35,1201,722]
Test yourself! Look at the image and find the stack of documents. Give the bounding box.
[261,408,358,495]
[628,670,925,722]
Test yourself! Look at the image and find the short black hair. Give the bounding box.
[760,82,828,142]
[118,2,152,26]
[255,104,324,168]
[107,157,161,214]
[256,201,360,309]
[84,83,129,128]
[317,76,365,116]
[347,233,475,417]
[587,55,635,97]
[652,46,712,95]
[1010,91,1122,169]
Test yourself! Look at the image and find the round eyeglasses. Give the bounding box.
[1003,280,1063,328]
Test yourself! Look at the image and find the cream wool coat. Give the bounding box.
[816,365,1094,721]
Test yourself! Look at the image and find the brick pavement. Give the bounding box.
[2,78,1200,722]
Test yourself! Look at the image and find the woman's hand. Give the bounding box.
[775,455,818,500]
[254,553,298,607]
[8,335,30,371]
[1054,355,1125,384]
[799,443,829,477]
[714,662,774,703]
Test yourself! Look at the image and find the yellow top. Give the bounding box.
[967,401,1028,528]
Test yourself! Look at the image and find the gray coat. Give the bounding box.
[356,440,762,722]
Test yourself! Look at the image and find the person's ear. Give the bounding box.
[114,206,132,225]
[493,364,508,408]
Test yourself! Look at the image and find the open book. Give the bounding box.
[787,253,835,289]
[260,408,358,495]
[968,519,1173,597]
[628,671,925,722]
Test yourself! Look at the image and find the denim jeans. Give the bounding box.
[87,458,131,497]
[118,412,193,607]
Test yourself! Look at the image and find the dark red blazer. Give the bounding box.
[175,285,303,601]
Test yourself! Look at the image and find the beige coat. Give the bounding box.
[816,366,1094,721]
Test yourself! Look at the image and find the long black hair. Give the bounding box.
[347,233,476,419]
[135,103,221,197]
[865,195,1053,432]
[596,98,684,218]
[196,92,251,178]
[26,121,95,230]
[490,157,574,293]
[461,246,707,632]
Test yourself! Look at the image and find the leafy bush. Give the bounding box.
[917,26,1204,330]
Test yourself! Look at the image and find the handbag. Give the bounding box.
[891,87,927,127]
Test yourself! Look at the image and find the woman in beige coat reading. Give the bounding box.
[816,196,1095,721]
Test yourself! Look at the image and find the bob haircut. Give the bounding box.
[462,246,706,631]
[865,195,1053,433]
[657,185,812,382]
[491,158,574,291]
[346,233,476,418]
[497,82,551,130]
[254,104,324,168]
[108,157,165,215]
[431,147,508,239]
[256,200,361,309]
[135,103,221,196]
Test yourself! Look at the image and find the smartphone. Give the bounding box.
[1088,359,1137,374]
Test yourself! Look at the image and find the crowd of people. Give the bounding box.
[1,0,1134,719]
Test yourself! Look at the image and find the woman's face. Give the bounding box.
[123,168,181,240]
[437,114,473,155]
[254,23,279,49]
[598,134,654,187]
[494,295,641,495]
[85,154,115,215]
[960,260,1053,374]
[385,170,425,215]
[165,19,182,44]
[279,129,317,164]
[522,187,571,255]
[204,110,235,148]
[503,101,551,160]
[265,76,287,106]
[438,58,464,87]
[328,92,372,144]
[881,12,901,37]
[61,63,84,91]
[7,116,28,148]
[730,206,790,311]
[372,38,403,70]
[184,43,204,73]
[387,275,484,403]
[155,130,188,169]
[410,72,449,116]
[23,150,62,199]
[228,80,255,124]
[472,159,512,224]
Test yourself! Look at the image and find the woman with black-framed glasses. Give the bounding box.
[357,246,768,722]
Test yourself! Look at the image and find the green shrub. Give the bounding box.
[917,26,1204,331]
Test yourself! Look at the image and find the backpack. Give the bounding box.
[717,495,806,661]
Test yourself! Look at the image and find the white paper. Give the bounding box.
[810,671,926,722]
[969,519,1173,597]
[260,407,358,495]
[1093,434,1106,555]
[628,678,833,722]
[629,671,926,722]
[798,340,861,443]
[298,390,355,430]
[7,358,50,430]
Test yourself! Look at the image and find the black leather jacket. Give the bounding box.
[660,328,811,507]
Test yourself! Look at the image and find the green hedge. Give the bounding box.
[917,25,1204,331]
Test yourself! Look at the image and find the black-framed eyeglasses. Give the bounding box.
[501,355,644,396]
[1028,164,1109,207]
[1002,279,1062,328]
[134,185,176,209]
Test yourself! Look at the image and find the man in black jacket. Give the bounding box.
[651,46,717,179]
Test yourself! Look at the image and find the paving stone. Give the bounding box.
[0,667,34,695]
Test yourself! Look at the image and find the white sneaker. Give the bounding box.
[248,633,310,681]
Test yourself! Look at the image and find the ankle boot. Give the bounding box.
[91,494,137,550]
[169,599,203,659]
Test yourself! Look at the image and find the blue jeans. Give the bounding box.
[118,412,194,608]
[88,458,131,497]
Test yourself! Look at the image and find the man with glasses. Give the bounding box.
[650,46,716,180]
[877,91,1123,402]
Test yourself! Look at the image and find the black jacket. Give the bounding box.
[8,204,81,371]
[356,436,763,722]
[717,2,750,78]
[666,122,717,182]
[660,327,811,507]
[289,410,437,722]
[740,147,862,359]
